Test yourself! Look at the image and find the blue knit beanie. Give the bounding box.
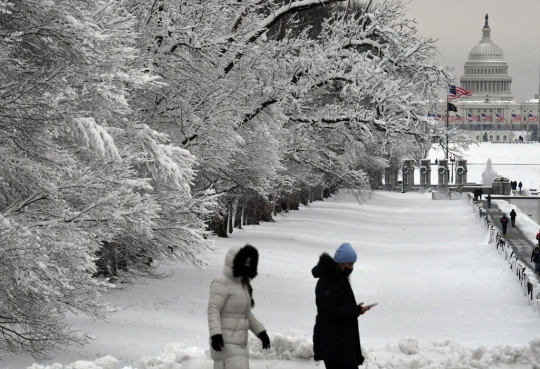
[334,243,357,263]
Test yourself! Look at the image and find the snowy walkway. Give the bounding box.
[479,199,537,271]
[9,192,540,369]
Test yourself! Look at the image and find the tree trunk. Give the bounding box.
[215,214,228,238]
[228,204,233,234]
[239,200,245,229]
[106,241,117,277]
[231,198,238,232]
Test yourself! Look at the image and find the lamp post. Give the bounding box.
[450,156,456,183]
[401,165,406,193]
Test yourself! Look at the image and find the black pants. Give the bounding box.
[511,219,516,227]
[324,361,358,369]
[502,224,507,234]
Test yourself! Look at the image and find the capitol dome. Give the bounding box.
[459,14,513,101]
[468,42,505,61]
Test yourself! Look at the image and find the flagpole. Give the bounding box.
[510,113,513,141]
[446,89,449,160]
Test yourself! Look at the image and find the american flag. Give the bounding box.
[512,114,521,122]
[455,114,464,121]
[448,116,455,123]
[496,114,505,122]
[481,114,492,122]
[467,113,478,121]
[528,114,538,122]
[433,114,440,121]
[449,85,473,101]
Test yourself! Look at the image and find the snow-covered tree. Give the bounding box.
[133,0,451,203]
[0,0,215,358]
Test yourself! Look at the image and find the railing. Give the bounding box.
[468,193,540,312]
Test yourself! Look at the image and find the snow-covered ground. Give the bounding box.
[8,191,540,369]
[422,143,540,188]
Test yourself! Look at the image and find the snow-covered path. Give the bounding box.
[10,191,540,369]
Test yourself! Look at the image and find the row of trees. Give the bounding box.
[0,0,466,359]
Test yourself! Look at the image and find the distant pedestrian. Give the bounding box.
[486,194,492,209]
[435,159,438,165]
[511,181,517,191]
[478,188,483,200]
[518,182,523,193]
[531,247,540,275]
[536,229,540,246]
[509,209,517,227]
[500,214,509,235]
[473,188,479,201]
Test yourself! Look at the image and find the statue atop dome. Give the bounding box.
[484,13,489,28]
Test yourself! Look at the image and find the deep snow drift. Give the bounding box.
[7,191,540,369]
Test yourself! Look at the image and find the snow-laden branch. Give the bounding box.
[245,0,347,44]
[1,192,49,218]
[224,0,347,74]
[73,118,122,162]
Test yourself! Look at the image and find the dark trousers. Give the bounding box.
[324,361,358,369]
[511,219,516,227]
[502,224,507,234]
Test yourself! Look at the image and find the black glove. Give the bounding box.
[211,334,224,352]
[258,331,271,349]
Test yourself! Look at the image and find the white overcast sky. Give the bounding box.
[402,0,540,102]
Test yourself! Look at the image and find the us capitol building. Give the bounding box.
[438,14,539,142]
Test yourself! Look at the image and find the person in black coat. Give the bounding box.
[531,247,540,274]
[486,194,492,209]
[518,182,523,192]
[509,209,517,227]
[500,214,509,235]
[312,243,370,369]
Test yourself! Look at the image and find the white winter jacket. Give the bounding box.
[208,246,265,365]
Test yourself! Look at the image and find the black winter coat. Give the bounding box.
[531,248,540,263]
[312,253,364,366]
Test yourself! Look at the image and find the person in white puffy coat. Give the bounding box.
[208,244,271,369]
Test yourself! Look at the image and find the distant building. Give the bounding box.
[439,14,539,142]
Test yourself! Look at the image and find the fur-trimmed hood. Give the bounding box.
[312,252,338,279]
[223,244,259,281]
